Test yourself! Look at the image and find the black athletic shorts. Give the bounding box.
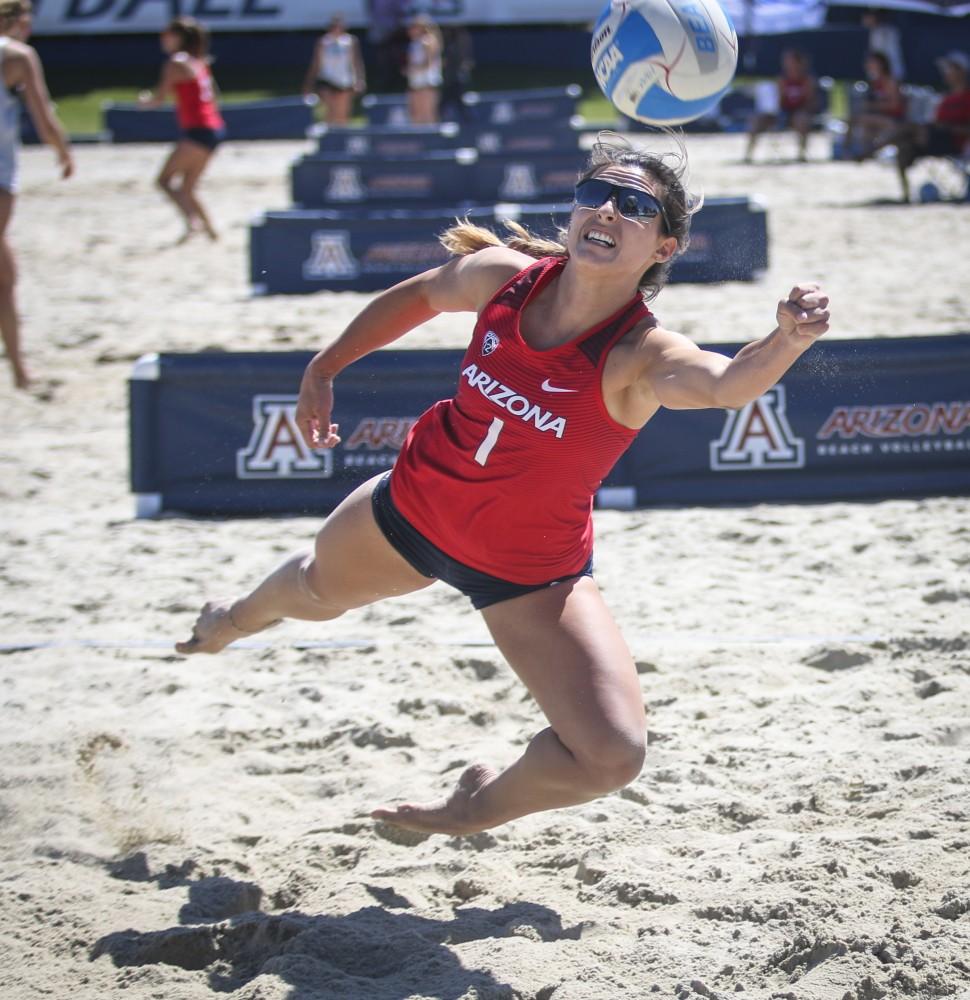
[182,127,225,151]
[371,473,593,610]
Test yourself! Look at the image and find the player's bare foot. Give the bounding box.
[371,764,499,835]
[175,599,280,655]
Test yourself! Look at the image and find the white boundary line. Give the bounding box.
[0,634,888,653]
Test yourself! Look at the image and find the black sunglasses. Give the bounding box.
[574,178,669,232]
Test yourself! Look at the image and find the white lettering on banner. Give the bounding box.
[461,363,566,438]
[237,396,333,479]
[710,386,805,471]
[303,231,359,280]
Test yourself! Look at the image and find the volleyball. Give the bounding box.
[591,0,739,126]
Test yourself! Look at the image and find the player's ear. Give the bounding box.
[653,236,678,263]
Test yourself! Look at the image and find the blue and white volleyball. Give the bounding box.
[592,0,739,126]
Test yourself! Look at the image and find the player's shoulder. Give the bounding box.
[453,245,535,300]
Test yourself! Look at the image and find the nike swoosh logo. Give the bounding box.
[541,379,577,393]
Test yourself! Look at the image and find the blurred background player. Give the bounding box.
[847,50,906,160]
[303,15,366,126]
[866,50,970,202]
[139,17,224,242]
[744,49,818,163]
[406,15,443,125]
[0,0,73,390]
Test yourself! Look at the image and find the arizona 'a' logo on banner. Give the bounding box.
[326,166,366,201]
[499,164,538,200]
[303,231,359,280]
[710,386,805,471]
[237,396,334,479]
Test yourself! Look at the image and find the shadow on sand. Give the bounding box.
[90,856,578,999]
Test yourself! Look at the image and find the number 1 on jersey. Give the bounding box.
[474,417,504,466]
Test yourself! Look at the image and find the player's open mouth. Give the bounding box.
[585,230,615,247]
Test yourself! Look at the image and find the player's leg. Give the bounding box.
[372,576,647,833]
[0,192,27,389]
[331,88,352,125]
[792,109,811,161]
[156,142,201,232]
[744,112,776,162]
[176,474,435,654]
[178,142,218,240]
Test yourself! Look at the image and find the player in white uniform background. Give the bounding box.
[0,0,73,390]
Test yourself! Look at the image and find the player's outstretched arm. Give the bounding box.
[640,283,830,411]
[296,247,528,448]
[17,46,73,178]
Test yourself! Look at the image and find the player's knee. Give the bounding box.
[576,727,647,793]
[297,554,347,620]
[156,174,174,193]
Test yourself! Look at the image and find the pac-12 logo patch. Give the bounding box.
[710,386,805,471]
[482,330,500,356]
[237,395,334,479]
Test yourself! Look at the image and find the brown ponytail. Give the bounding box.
[439,218,567,260]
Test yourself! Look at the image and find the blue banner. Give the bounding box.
[362,86,583,128]
[102,96,315,142]
[250,198,768,294]
[129,335,970,518]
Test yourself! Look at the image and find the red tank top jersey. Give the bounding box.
[780,76,812,113]
[389,257,652,585]
[174,62,224,130]
[871,77,905,119]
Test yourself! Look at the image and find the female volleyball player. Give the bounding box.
[0,0,73,390]
[302,15,366,126]
[139,17,224,242]
[178,135,830,835]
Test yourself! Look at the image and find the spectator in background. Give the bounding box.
[440,24,474,124]
[303,15,366,126]
[847,50,906,160]
[744,48,818,163]
[406,15,443,125]
[366,0,408,93]
[862,9,905,82]
[867,51,970,202]
[139,17,224,242]
[0,0,73,390]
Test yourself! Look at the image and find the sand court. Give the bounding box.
[1,133,969,999]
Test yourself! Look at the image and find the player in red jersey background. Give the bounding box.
[138,17,224,242]
[178,135,830,836]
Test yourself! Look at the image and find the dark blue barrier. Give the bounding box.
[460,85,583,126]
[290,149,478,208]
[473,149,586,201]
[102,95,315,142]
[312,122,463,157]
[471,120,586,155]
[362,85,582,127]
[290,148,586,207]
[310,120,585,158]
[129,335,970,518]
[249,204,563,295]
[249,197,767,294]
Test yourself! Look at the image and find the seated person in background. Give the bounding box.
[848,50,906,159]
[302,15,366,126]
[744,49,818,163]
[868,50,970,202]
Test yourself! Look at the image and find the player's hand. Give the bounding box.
[296,366,341,449]
[777,283,829,345]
